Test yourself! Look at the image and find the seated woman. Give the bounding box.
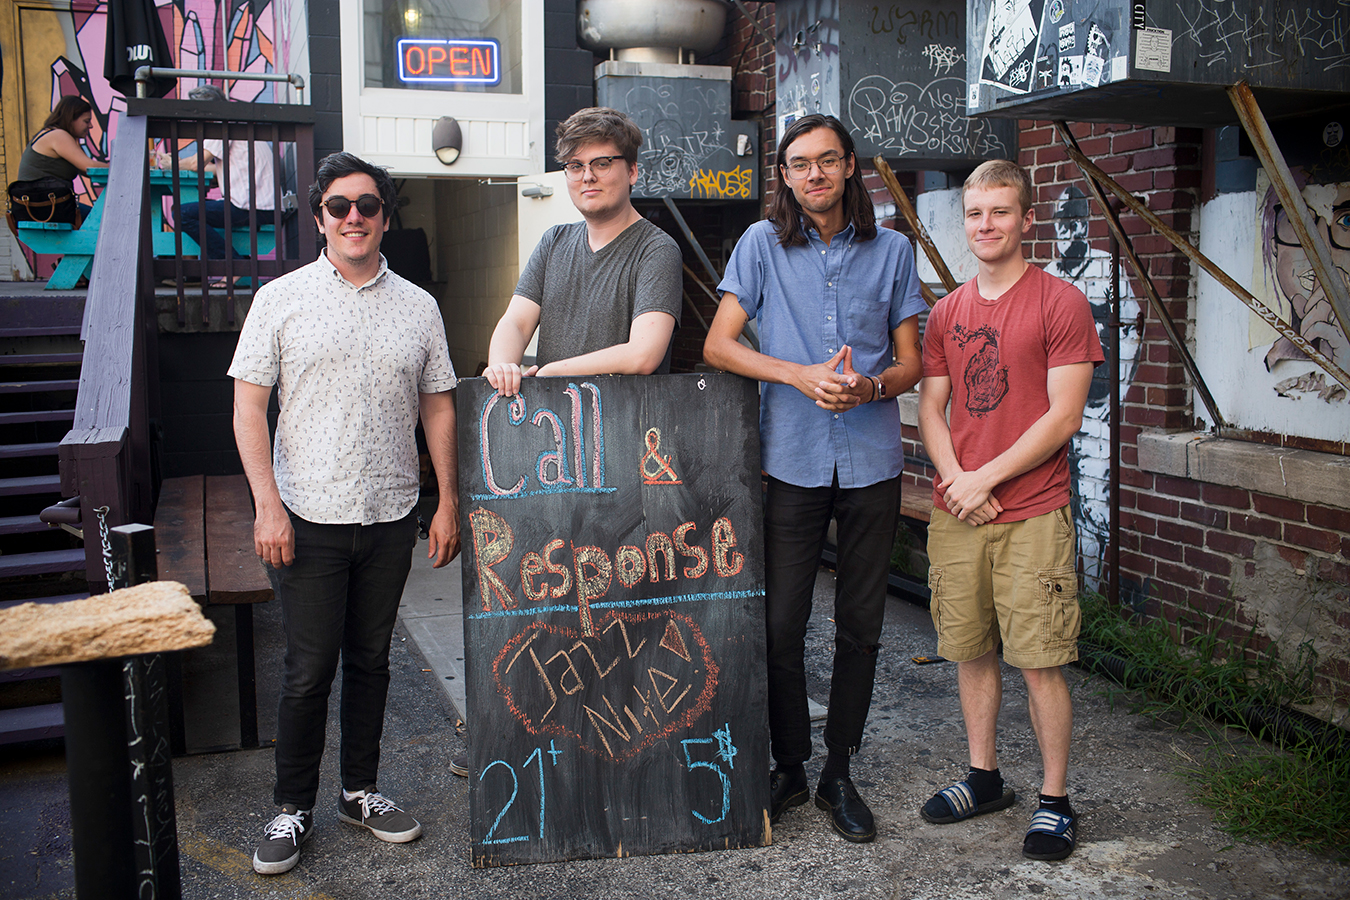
[156,84,275,284]
[9,96,100,224]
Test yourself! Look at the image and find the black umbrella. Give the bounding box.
[104,0,177,98]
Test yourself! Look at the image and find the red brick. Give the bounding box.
[1120,468,1154,489]
[1095,155,1131,175]
[1157,519,1204,546]
[1185,547,1231,576]
[1343,535,1350,558]
[1140,534,1185,562]
[1147,387,1189,407]
[1203,575,1230,597]
[1316,558,1350,585]
[1154,169,1202,190]
[1021,126,1054,148]
[1206,531,1255,557]
[1076,136,1110,156]
[1181,502,1227,528]
[1306,504,1350,534]
[1118,488,1138,510]
[1147,191,1195,211]
[1114,172,1154,193]
[1137,493,1179,518]
[1276,545,1308,570]
[1284,523,1342,554]
[1231,513,1281,540]
[1111,130,1153,153]
[1155,560,1204,589]
[1037,145,1068,165]
[1154,475,1202,500]
[1201,484,1250,509]
[1019,150,1036,168]
[1250,493,1305,522]
[1120,551,1155,577]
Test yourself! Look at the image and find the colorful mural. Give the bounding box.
[44,0,277,202]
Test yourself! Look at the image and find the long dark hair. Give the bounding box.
[41,96,92,135]
[767,114,876,247]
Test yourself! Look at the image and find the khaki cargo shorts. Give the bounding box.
[926,504,1080,669]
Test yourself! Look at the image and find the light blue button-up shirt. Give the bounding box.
[718,218,925,489]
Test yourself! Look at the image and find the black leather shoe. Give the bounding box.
[769,767,809,823]
[815,776,876,843]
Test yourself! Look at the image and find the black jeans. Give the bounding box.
[267,509,417,809]
[763,474,899,767]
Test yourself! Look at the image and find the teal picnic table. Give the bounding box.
[17,167,213,290]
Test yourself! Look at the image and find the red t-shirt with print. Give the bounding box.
[923,264,1103,522]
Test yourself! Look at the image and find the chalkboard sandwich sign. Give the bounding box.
[457,372,771,866]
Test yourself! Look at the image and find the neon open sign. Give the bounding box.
[397,38,501,84]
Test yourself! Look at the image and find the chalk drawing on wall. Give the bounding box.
[1251,171,1350,404]
[1051,186,1141,583]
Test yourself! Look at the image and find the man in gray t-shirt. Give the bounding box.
[485,107,681,396]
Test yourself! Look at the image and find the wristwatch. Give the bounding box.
[873,375,887,401]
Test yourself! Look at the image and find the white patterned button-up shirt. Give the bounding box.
[229,251,457,525]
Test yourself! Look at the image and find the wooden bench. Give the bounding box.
[154,473,271,748]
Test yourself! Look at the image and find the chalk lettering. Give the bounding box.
[470,507,517,611]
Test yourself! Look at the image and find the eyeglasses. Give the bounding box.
[783,154,845,179]
[562,155,626,180]
[322,194,384,220]
[1274,204,1350,251]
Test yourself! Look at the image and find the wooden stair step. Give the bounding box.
[0,592,88,611]
[0,514,52,536]
[0,547,84,577]
[0,379,80,393]
[0,704,64,745]
[0,409,75,426]
[0,474,62,497]
[0,352,83,366]
[0,442,61,459]
[0,325,81,338]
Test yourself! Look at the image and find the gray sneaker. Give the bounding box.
[337,787,422,842]
[252,805,312,875]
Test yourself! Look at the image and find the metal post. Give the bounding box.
[1109,235,1121,610]
[111,524,182,899]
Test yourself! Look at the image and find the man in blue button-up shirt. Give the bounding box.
[705,114,925,843]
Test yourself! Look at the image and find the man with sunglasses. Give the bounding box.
[483,107,681,397]
[704,114,925,843]
[230,151,460,875]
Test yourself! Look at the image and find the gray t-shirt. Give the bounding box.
[515,218,682,371]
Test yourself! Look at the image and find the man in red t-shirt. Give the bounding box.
[917,160,1102,861]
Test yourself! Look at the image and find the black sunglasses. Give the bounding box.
[322,193,384,219]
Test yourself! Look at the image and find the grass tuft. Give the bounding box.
[1078,592,1350,862]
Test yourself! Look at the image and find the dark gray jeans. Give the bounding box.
[763,474,899,767]
[267,508,417,809]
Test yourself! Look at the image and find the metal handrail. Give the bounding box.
[134,66,305,98]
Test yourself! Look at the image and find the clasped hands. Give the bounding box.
[937,470,1004,526]
[799,346,875,411]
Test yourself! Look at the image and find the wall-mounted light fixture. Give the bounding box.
[432,116,463,165]
[520,183,553,198]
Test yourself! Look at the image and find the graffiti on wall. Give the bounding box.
[48,0,277,196]
[1051,186,1141,583]
[1251,172,1350,404]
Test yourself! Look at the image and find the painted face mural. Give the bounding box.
[1257,178,1350,402]
[1050,185,1142,585]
